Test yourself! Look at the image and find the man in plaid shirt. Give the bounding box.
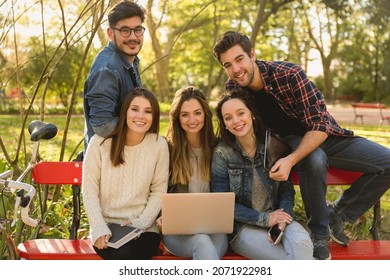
[213,31,390,260]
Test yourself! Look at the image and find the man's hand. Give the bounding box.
[269,131,328,181]
[269,157,294,181]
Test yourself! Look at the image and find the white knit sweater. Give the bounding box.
[82,133,169,244]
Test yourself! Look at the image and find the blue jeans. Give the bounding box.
[162,233,228,260]
[285,135,390,240]
[230,222,313,260]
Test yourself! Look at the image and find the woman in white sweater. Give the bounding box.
[82,87,169,260]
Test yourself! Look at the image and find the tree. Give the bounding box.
[145,0,217,101]
[334,0,390,103]
[300,0,352,103]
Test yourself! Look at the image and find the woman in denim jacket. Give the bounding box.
[156,86,228,259]
[211,90,313,260]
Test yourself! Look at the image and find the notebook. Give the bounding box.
[264,129,291,171]
[161,192,235,235]
[106,223,143,249]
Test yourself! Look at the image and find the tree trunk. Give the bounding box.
[322,56,333,103]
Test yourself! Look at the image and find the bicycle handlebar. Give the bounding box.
[2,180,39,227]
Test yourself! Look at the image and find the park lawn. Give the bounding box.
[0,114,170,162]
[0,114,389,240]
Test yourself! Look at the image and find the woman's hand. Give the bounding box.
[267,222,287,244]
[267,209,292,227]
[156,216,162,231]
[94,235,110,249]
[267,209,290,244]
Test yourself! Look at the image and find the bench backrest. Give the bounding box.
[291,168,361,185]
[352,103,387,109]
[32,161,83,240]
[32,161,362,187]
[32,161,82,185]
[31,161,363,240]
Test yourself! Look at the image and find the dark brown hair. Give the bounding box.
[108,87,160,166]
[215,89,266,147]
[213,31,252,63]
[108,0,145,28]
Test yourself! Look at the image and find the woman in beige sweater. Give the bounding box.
[82,87,169,260]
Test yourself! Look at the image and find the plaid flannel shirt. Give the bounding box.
[226,60,353,137]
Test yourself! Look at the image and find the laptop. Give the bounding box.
[161,192,235,235]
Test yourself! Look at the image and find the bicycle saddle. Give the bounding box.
[28,120,58,141]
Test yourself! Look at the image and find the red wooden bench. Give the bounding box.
[17,161,390,260]
[351,103,390,125]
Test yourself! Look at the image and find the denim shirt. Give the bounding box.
[83,41,142,148]
[211,140,295,234]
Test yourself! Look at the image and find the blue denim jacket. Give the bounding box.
[211,140,295,234]
[83,41,142,148]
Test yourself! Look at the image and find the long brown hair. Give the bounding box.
[107,87,160,166]
[166,86,216,185]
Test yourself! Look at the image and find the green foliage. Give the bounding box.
[159,102,171,114]
[40,198,73,239]
[0,192,12,219]
[19,36,87,112]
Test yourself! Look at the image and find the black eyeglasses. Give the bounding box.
[111,26,145,37]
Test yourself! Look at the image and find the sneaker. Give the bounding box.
[313,239,331,260]
[328,204,349,246]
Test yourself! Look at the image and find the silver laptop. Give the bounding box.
[161,192,235,235]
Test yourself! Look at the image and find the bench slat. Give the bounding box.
[329,241,390,260]
[18,239,102,260]
[32,161,82,185]
[18,239,390,260]
[352,103,386,109]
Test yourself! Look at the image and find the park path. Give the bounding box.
[327,104,389,126]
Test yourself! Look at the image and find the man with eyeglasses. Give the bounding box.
[83,1,146,149]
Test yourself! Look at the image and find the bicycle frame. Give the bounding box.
[0,121,58,259]
[0,170,38,259]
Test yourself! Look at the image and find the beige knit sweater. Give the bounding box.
[82,133,169,245]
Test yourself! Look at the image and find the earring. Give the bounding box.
[225,127,228,129]
[253,117,255,120]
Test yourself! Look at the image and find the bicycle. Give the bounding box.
[0,120,57,259]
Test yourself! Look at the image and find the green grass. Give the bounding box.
[0,114,84,163]
[1,115,389,240]
[0,114,171,163]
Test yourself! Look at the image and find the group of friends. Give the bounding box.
[81,1,390,260]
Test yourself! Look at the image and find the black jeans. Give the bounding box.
[94,232,161,260]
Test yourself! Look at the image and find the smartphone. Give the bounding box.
[268,225,284,245]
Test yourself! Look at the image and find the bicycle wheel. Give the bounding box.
[0,228,18,260]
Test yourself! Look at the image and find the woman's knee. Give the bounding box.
[192,234,222,259]
[283,223,313,259]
